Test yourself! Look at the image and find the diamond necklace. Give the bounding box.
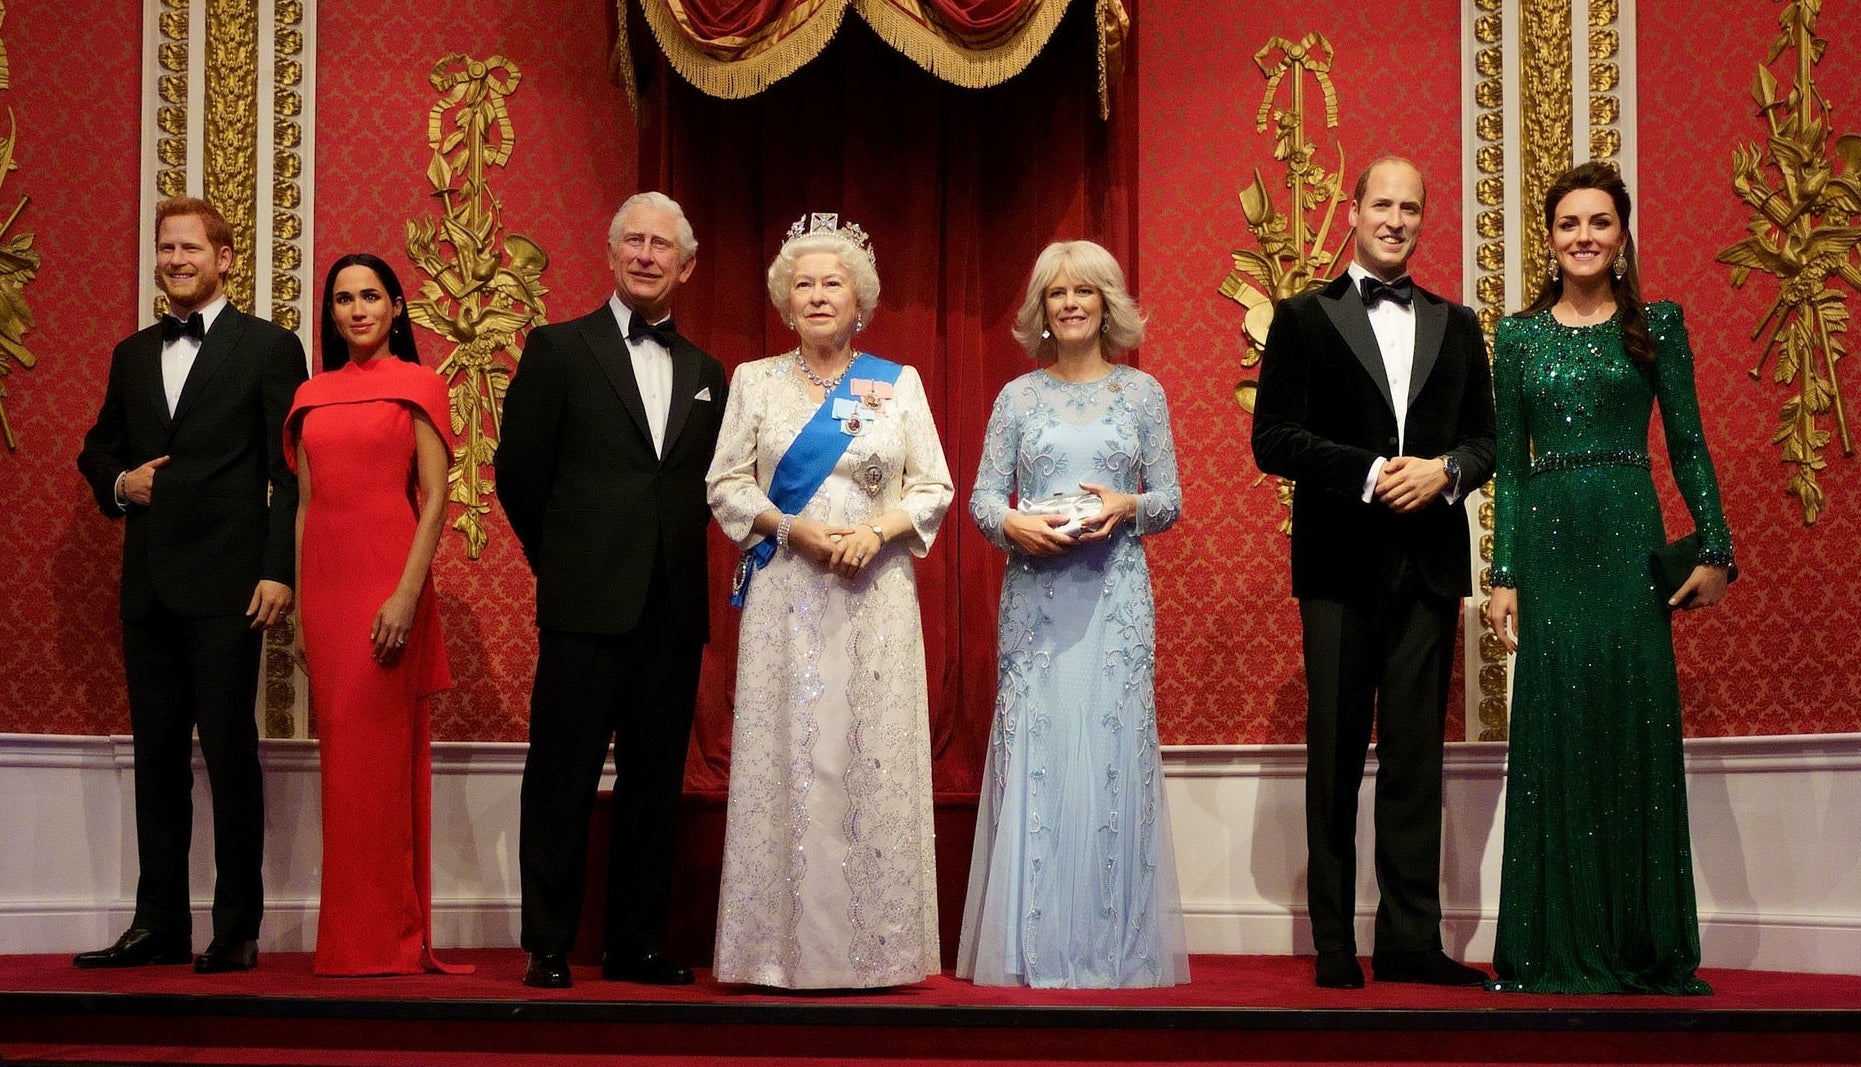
[792,348,851,390]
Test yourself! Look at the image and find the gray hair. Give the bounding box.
[1012,240,1146,357]
[607,192,698,260]
[766,231,881,327]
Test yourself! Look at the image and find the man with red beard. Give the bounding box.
[77,198,306,974]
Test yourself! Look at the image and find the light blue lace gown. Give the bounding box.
[956,364,1191,988]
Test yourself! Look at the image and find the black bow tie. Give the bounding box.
[160,312,206,344]
[1359,275,1414,308]
[626,313,678,348]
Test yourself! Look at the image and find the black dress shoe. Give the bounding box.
[523,952,573,989]
[194,937,258,973]
[1370,949,1488,986]
[73,927,191,968]
[1315,951,1365,989]
[602,950,694,985]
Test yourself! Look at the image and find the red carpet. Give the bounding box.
[3,951,1859,1065]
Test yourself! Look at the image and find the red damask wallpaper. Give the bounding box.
[0,1,144,734]
[1136,0,1470,744]
[4,1,1857,745]
[1637,0,1861,735]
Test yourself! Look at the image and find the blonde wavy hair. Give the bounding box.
[1011,240,1146,357]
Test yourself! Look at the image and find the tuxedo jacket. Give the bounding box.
[77,306,308,620]
[1252,273,1496,604]
[495,304,728,643]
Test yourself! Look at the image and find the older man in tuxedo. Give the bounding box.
[1252,157,1495,989]
[497,192,728,990]
[76,197,307,974]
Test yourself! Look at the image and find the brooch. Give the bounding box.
[853,453,886,496]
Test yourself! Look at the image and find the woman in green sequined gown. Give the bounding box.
[1486,163,1733,995]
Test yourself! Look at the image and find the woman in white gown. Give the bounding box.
[958,240,1189,988]
[706,215,953,989]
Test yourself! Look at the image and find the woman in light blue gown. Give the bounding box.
[956,240,1189,988]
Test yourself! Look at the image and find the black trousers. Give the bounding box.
[518,568,702,958]
[1299,559,1458,958]
[121,603,265,942]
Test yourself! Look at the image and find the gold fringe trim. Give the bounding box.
[854,0,1068,91]
[640,0,852,100]
[618,0,1124,115]
[609,0,641,116]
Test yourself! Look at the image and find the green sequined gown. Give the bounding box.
[1489,301,1733,995]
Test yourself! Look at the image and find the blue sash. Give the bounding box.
[730,353,904,607]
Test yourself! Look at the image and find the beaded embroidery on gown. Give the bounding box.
[1489,301,1732,994]
[957,365,1190,988]
[706,355,953,989]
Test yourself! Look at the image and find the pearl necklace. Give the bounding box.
[792,348,851,390]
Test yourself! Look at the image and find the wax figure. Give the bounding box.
[497,192,728,990]
[1486,161,1732,995]
[957,240,1189,988]
[1251,158,1495,990]
[706,214,952,989]
[287,253,468,976]
[76,197,307,974]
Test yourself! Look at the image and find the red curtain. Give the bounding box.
[634,5,1137,794]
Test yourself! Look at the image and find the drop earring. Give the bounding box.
[1040,326,1051,340]
[1612,252,1627,280]
[1548,259,1560,283]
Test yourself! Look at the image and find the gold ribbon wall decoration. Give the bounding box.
[0,1,38,453]
[1718,0,1861,525]
[1218,30,1349,535]
[405,54,550,560]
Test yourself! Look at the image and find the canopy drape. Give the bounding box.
[627,7,1137,794]
[612,0,1128,116]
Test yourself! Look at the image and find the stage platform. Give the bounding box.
[3,951,1860,1065]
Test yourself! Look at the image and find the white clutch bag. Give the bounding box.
[1017,490,1102,537]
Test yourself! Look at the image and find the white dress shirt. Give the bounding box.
[1346,263,1418,502]
[162,295,228,416]
[611,296,673,457]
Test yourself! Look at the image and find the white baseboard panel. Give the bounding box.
[4,732,1859,974]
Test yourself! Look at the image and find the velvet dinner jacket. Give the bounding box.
[495,303,728,643]
[77,305,308,621]
[1251,272,1496,605]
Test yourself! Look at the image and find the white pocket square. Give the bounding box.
[695,387,712,402]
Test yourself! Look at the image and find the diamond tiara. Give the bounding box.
[784,212,876,270]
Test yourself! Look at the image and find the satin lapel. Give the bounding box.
[660,338,701,462]
[139,329,174,431]
[582,310,652,448]
[1408,294,1449,408]
[1317,285,1395,413]
[168,310,242,430]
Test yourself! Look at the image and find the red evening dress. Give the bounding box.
[286,356,470,976]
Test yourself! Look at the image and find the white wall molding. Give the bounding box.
[3,732,1858,974]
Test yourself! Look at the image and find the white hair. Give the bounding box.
[766,231,880,325]
[607,192,697,260]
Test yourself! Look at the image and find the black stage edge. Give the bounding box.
[6,990,1861,1063]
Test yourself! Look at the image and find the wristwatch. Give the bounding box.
[1438,454,1461,491]
[867,523,885,543]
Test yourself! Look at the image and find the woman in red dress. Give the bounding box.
[287,253,468,975]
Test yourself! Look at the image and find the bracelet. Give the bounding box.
[775,513,796,549]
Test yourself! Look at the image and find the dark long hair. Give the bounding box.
[1515,161,1656,364]
[318,253,421,372]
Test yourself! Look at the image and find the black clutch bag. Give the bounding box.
[1651,532,1738,609]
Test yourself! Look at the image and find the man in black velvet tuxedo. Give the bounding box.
[1252,158,1495,989]
[75,198,307,974]
[497,192,727,990]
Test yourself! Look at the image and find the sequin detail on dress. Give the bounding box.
[1488,302,1732,995]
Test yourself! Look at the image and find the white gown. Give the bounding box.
[705,353,954,988]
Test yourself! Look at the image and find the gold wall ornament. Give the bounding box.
[1217,30,1349,536]
[1717,0,1861,525]
[1468,0,1508,741]
[0,1,39,453]
[405,54,550,560]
